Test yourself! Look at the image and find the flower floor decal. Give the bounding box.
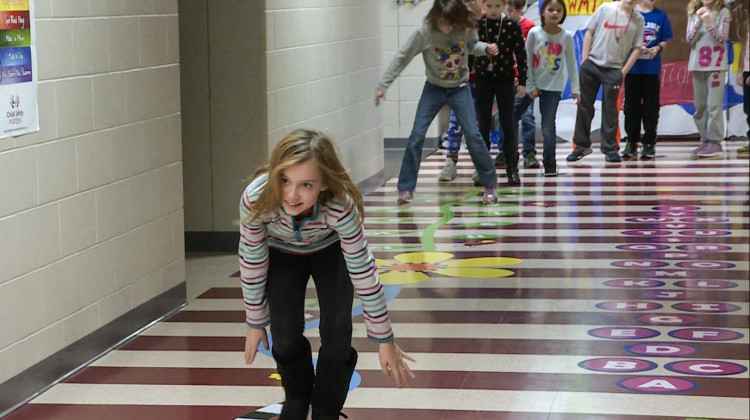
[375,251,522,284]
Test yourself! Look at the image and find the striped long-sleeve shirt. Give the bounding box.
[238,173,394,343]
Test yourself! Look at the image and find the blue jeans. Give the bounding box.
[398,82,496,191]
[513,94,536,155]
[537,90,562,161]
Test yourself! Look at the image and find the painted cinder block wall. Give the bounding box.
[0,0,183,384]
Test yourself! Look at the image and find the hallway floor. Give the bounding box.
[5,140,749,419]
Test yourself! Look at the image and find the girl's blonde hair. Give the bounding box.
[687,0,727,16]
[246,129,364,224]
[426,0,477,32]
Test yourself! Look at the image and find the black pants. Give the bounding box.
[744,71,750,139]
[574,60,623,154]
[267,241,357,420]
[624,73,661,146]
[476,79,519,170]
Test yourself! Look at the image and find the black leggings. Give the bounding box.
[267,241,354,364]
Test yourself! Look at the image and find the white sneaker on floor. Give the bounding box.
[437,160,457,181]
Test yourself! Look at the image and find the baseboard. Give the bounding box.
[185,231,240,252]
[0,283,187,418]
[384,136,439,149]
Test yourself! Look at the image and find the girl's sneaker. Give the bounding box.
[482,187,498,204]
[691,142,708,157]
[437,160,457,181]
[397,190,413,205]
[695,141,723,158]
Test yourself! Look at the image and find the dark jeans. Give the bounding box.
[624,73,661,146]
[267,242,355,419]
[476,79,519,170]
[574,60,623,154]
[537,90,562,161]
[398,82,497,191]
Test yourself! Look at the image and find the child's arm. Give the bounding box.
[686,15,701,45]
[238,188,272,364]
[333,199,394,343]
[512,23,528,97]
[376,29,426,93]
[581,29,594,62]
[621,47,641,76]
[705,9,730,45]
[738,24,749,86]
[525,29,537,96]
[565,32,581,102]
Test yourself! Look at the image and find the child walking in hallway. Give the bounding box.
[240,129,415,420]
[566,0,644,163]
[474,0,528,185]
[525,0,580,176]
[686,0,731,159]
[621,0,672,159]
[375,0,500,204]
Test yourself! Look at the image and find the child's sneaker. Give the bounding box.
[695,141,723,158]
[482,187,497,205]
[691,142,708,157]
[523,151,540,168]
[472,170,482,186]
[737,143,749,157]
[621,141,637,158]
[437,160,457,181]
[640,144,656,158]
[396,190,413,205]
[543,157,557,177]
[494,151,506,168]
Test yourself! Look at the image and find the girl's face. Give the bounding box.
[701,0,716,5]
[543,2,564,26]
[639,0,655,6]
[437,18,455,34]
[280,159,327,217]
[464,0,483,18]
[483,0,504,20]
[504,4,522,21]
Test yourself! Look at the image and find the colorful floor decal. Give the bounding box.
[5,142,749,420]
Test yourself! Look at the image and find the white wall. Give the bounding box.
[380,0,443,139]
[266,0,384,183]
[0,0,184,383]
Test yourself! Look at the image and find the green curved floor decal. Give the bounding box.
[420,187,481,251]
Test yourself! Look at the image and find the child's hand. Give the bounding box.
[647,46,659,59]
[486,43,499,56]
[379,340,416,388]
[244,326,269,365]
[698,8,712,25]
[515,85,526,99]
[528,89,539,100]
[572,93,581,104]
[374,89,386,106]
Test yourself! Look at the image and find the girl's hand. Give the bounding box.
[244,326,269,365]
[515,85,526,99]
[572,93,581,104]
[374,89,386,106]
[737,72,743,86]
[379,341,416,388]
[486,43,499,56]
[528,89,539,100]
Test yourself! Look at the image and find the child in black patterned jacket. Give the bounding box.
[474,0,528,185]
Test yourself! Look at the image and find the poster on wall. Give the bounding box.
[532,0,749,139]
[0,0,38,139]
